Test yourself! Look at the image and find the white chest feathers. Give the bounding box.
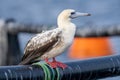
[62,23,76,46]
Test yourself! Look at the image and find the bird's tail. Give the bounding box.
[19,59,31,65]
[19,51,42,65]
[19,59,40,65]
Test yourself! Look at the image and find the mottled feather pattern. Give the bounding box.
[24,28,62,51]
[19,28,62,64]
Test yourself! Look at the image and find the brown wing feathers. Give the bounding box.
[19,39,58,65]
[19,29,62,65]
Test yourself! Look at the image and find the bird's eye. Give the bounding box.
[71,12,75,15]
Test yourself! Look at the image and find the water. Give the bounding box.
[0,0,120,79]
[0,0,120,25]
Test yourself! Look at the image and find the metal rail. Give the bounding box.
[5,21,120,37]
[0,55,120,80]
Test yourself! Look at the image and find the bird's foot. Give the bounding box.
[47,61,58,68]
[45,58,57,68]
[45,58,67,69]
[53,61,67,69]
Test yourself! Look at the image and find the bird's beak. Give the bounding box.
[70,12,91,19]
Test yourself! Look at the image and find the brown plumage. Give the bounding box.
[19,28,62,65]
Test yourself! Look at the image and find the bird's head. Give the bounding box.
[57,9,91,27]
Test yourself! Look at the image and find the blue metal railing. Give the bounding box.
[0,55,120,80]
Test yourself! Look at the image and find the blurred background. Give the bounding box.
[0,0,120,80]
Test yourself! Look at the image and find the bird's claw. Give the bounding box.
[47,62,57,68]
[55,61,67,69]
[45,58,67,69]
[47,61,67,69]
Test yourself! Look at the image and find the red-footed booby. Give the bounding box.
[19,9,91,69]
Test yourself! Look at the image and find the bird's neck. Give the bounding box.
[58,21,76,34]
[58,20,76,44]
[57,18,75,29]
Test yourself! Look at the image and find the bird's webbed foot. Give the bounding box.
[45,58,67,69]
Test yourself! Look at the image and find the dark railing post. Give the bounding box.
[0,19,22,65]
[5,19,22,65]
[0,20,8,65]
[7,33,21,65]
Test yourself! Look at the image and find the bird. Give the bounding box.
[19,9,91,69]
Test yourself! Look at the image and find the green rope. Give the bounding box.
[56,68,60,80]
[32,63,60,80]
[32,63,49,80]
[45,64,55,80]
[42,64,51,80]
